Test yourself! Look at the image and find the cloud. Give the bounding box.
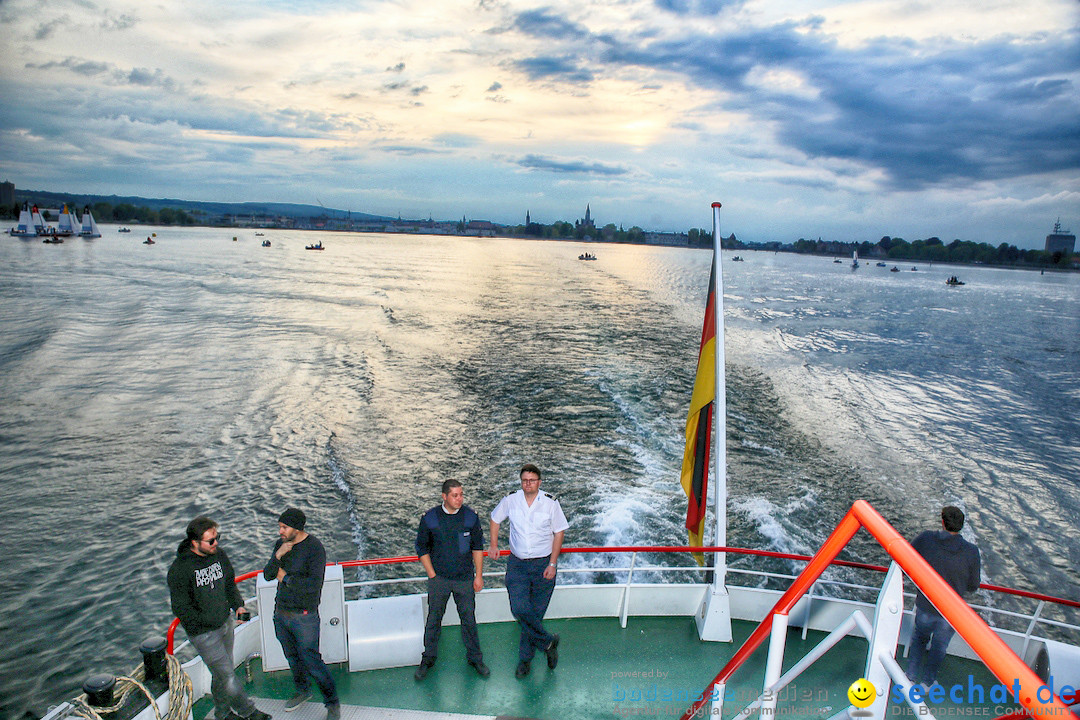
[653,0,743,15]
[126,68,175,89]
[26,57,111,76]
[34,17,67,40]
[512,56,594,84]
[583,18,1080,189]
[377,144,443,156]
[517,154,628,175]
[387,62,405,72]
[512,8,590,40]
[487,81,502,92]
[766,35,1080,188]
[25,56,180,92]
[101,12,137,31]
[498,5,1079,189]
[992,78,1072,103]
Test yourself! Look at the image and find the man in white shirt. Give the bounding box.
[489,463,569,679]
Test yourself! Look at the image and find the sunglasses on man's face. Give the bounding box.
[202,534,221,545]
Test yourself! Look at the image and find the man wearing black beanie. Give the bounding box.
[263,508,339,720]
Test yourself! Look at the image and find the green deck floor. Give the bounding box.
[198,617,1018,720]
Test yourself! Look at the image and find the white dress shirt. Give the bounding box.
[491,489,569,560]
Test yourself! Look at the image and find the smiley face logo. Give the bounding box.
[848,678,877,708]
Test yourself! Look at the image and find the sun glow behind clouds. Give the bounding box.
[0,0,1077,243]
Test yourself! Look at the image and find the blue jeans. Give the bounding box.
[188,617,256,719]
[506,555,556,662]
[907,609,956,685]
[273,609,338,706]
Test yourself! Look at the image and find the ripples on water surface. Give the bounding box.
[0,229,1077,717]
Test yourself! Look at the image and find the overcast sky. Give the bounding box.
[1,0,1077,248]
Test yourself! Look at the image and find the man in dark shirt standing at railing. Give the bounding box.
[414,479,489,680]
[263,508,340,720]
[906,506,982,689]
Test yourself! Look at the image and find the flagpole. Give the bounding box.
[711,202,727,591]
[696,201,732,642]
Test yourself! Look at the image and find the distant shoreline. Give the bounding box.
[69,221,1077,274]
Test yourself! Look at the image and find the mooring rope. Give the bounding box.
[67,653,192,720]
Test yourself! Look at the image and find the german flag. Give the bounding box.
[680,261,716,565]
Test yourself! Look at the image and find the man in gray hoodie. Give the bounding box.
[168,516,271,720]
[906,506,981,687]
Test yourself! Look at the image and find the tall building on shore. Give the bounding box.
[1045,219,1075,255]
[0,180,14,207]
[575,204,595,231]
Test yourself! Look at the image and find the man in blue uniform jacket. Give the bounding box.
[414,479,489,680]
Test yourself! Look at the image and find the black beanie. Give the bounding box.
[278,507,306,531]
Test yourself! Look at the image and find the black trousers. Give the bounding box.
[421,575,482,664]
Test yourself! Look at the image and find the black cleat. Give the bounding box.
[515,660,531,679]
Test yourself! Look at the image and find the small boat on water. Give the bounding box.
[876,262,887,267]
[306,242,325,250]
[255,232,265,237]
[79,206,102,238]
[731,255,744,262]
[143,237,155,245]
[42,236,64,244]
[890,266,900,272]
[851,249,859,268]
[261,240,271,247]
[118,227,132,233]
[833,258,842,263]
[8,203,47,237]
[55,205,79,237]
[945,276,965,286]
[911,266,918,271]
[578,252,596,260]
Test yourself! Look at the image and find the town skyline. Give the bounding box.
[5,181,1075,253]
[1,0,1078,251]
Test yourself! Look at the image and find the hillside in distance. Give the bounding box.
[15,188,393,222]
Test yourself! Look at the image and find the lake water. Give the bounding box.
[1,228,1077,718]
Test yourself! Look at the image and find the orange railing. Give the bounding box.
[678,500,1073,720]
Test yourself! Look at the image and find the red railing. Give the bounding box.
[165,542,1079,657]
[678,501,1074,720]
